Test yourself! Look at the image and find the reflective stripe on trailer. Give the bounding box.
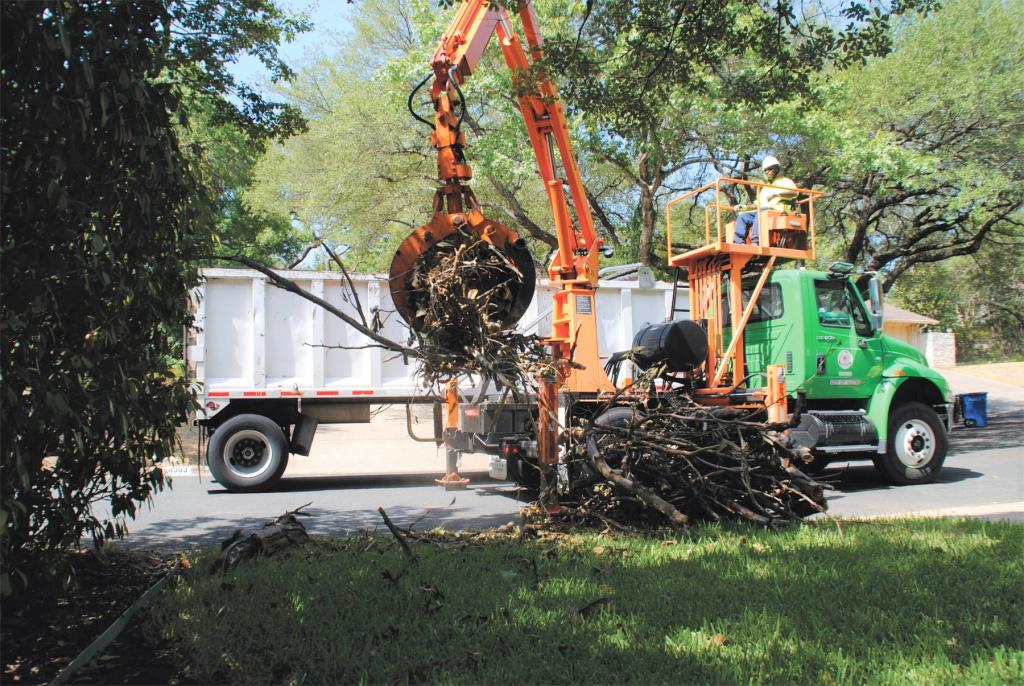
[203,389,381,399]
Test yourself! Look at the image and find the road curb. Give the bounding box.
[49,561,181,685]
[852,501,1024,521]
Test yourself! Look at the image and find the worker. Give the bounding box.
[733,156,798,245]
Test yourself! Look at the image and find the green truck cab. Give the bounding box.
[730,266,953,484]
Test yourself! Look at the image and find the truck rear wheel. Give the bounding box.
[507,454,540,490]
[874,402,947,485]
[207,414,290,492]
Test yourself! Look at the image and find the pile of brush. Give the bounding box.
[553,396,828,529]
[405,230,556,391]
[400,232,826,528]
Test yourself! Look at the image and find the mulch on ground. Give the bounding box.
[2,547,188,685]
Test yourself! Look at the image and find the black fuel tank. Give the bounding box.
[631,320,708,371]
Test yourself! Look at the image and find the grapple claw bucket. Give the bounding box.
[388,212,536,333]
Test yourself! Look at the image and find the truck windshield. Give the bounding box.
[814,280,872,336]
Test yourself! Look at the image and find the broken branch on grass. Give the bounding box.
[378,507,417,563]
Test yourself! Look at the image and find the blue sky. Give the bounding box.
[230,0,356,90]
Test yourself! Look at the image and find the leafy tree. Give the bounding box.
[890,245,1024,362]
[540,0,939,267]
[248,0,566,272]
[0,0,306,595]
[181,97,310,264]
[167,0,309,141]
[250,0,927,272]
[805,0,1024,289]
[248,64,443,272]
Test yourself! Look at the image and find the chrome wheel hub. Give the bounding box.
[224,430,274,477]
[894,419,935,468]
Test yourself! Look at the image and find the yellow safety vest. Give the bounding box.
[757,177,798,211]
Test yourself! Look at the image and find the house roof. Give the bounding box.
[883,303,939,325]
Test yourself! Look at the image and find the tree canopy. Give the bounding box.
[242,0,1021,356]
[0,0,308,594]
[247,0,955,270]
[807,0,1024,288]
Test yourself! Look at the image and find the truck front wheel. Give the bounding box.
[207,414,290,492]
[874,402,947,485]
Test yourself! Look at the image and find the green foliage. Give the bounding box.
[545,0,937,131]
[167,0,310,141]
[248,0,927,272]
[537,0,938,267]
[153,520,1022,684]
[804,0,1024,286]
[890,245,1024,362]
[248,64,434,272]
[0,0,307,595]
[181,97,309,264]
[247,0,561,272]
[0,1,207,592]
[167,0,316,266]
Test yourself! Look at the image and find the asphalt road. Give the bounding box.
[115,365,1023,550]
[120,393,1023,552]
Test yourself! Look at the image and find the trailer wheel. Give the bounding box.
[207,414,290,492]
[873,402,947,485]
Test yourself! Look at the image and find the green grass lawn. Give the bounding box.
[150,519,1023,685]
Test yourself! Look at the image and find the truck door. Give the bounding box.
[722,278,794,384]
[806,279,883,399]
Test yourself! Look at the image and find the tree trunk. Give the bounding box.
[637,186,656,266]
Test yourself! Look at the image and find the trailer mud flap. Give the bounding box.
[290,414,318,456]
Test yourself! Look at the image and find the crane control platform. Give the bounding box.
[665,178,824,411]
[667,177,823,268]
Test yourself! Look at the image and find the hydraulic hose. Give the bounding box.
[407,72,435,130]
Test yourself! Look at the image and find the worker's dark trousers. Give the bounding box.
[734,212,759,244]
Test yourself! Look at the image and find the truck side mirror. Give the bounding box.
[868,277,884,331]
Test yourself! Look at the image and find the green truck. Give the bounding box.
[456,262,953,490]
[725,264,952,484]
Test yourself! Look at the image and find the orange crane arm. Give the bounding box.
[395,0,612,396]
[429,0,601,284]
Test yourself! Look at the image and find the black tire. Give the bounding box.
[507,454,540,490]
[594,406,642,430]
[207,414,290,492]
[873,402,947,485]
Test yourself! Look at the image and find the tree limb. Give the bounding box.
[215,254,420,358]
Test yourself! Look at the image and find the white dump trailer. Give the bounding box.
[188,267,689,490]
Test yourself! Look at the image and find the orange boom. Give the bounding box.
[388,0,614,475]
[387,0,612,395]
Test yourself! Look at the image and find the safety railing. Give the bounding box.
[666,177,823,265]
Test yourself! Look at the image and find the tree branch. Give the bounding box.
[215,254,420,358]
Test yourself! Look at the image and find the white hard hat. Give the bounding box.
[762,155,781,172]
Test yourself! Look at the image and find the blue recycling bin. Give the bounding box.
[960,392,988,427]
